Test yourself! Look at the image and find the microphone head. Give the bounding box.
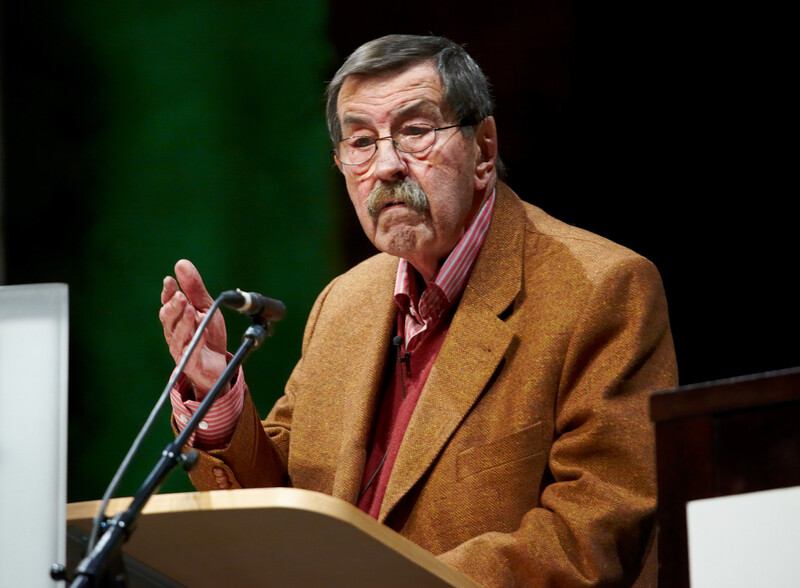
[220,289,286,321]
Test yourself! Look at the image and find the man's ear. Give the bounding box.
[474,116,498,190]
[333,154,344,173]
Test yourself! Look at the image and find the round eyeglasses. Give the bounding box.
[334,122,473,166]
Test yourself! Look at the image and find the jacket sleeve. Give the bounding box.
[178,278,339,492]
[438,255,677,587]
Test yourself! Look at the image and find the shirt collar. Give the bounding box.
[394,188,496,322]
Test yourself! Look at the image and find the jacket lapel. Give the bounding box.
[379,183,526,522]
[331,256,398,504]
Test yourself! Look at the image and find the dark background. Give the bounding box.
[1,1,796,503]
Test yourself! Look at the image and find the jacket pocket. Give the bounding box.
[457,421,544,481]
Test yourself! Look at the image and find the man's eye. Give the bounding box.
[398,125,432,137]
[349,136,375,149]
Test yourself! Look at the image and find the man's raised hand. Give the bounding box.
[159,259,229,400]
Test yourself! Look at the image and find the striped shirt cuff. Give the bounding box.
[169,360,245,448]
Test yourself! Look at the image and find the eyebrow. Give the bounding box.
[342,113,369,127]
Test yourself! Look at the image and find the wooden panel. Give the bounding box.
[651,368,800,587]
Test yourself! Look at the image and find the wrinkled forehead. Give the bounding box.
[336,62,452,123]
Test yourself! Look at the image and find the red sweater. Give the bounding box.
[356,316,451,518]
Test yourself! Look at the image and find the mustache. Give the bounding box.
[366,179,430,220]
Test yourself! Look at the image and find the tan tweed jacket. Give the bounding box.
[184,182,677,587]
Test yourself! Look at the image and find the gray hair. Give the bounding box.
[325,35,496,146]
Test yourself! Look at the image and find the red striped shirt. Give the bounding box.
[170,360,245,447]
[394,189,495,351]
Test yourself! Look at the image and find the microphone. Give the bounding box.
[392,335,411,378]
[220,289,286,322]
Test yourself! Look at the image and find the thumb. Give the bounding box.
[174,259,215,312]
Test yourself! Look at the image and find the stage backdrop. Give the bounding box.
[2,1,342,501]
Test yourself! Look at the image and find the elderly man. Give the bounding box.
[160,35,677,587]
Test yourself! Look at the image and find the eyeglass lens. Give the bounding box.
[337,124,439,165]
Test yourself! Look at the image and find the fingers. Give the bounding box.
[159,288,193,362]
[172,259,228,353]
[175,259,215,313]
[161,276,178,305]
[170,301,200,360]
[212,467,232,489]
[159,260,229,394]
[159,286,185,335]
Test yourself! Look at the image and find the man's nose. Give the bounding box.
[373,137,408,181]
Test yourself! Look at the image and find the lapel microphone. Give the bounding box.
[392,335,412,379]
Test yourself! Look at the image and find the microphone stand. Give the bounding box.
[66,315,272,587]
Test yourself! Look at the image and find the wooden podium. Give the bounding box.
[67,487,480,587]
[650,367,800,587]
